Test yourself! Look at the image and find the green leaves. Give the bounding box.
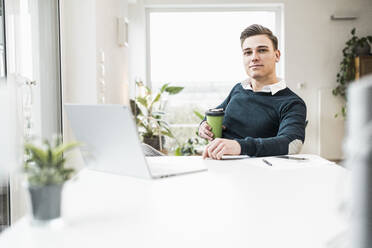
[53,141,80,159]
[174,147,182,156]
[24,143,48,169]
[130,82,184,140]
[136,96,148,108]
[152,93,161,104]
[193,110,204,121]
[165,86,184,95]
[174,137,207,156]
[160,83,170,93]
[24,136,80,186]
[333,28,371,118]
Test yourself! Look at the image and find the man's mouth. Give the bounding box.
[249,64,263,69]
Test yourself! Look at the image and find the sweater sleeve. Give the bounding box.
[234,100,307,157]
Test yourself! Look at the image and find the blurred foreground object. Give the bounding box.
[347,74,372,248]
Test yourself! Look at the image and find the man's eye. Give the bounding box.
[258,49,268,53]
[244,51,252,55]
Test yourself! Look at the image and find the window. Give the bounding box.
[146,6,283,150]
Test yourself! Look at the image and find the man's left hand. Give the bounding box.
[202,138,241,160]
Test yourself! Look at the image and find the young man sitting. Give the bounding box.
[199,24,307,160]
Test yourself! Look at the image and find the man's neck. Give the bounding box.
[250,74,278,91]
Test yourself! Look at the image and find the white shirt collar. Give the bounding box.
[241,77,287,95]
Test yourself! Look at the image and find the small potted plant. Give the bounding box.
[24,135,80,222]
[131,81,183,151]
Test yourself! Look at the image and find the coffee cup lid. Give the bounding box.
[206,108,224,116]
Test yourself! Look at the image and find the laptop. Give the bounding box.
[64,104,207,179]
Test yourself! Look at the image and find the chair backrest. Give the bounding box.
[142,143,165,156]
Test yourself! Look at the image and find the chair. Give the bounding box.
[142,143,165,156]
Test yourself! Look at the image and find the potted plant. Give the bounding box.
[24,136,80,222]
[174,137,208,156]
[332,28,372,117]
[174,110,208,156]
[131,81,183,151]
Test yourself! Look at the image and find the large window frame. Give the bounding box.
[144,4,284,146]
[145,4,284,90]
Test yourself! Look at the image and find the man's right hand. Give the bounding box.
[198,121,214,141]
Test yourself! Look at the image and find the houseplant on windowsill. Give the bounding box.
[332,28,372,117]
[24,135,80,222]
[131,81,183,151]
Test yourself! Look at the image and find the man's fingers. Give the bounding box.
[205,130,214,140]
[201,130,213,141]
[202,147,208,159]
[216,147,226,160]
[204,124,213,139]
[199,122,214,140]
[207,139,221,159]
[202,127,213,140]
[204,139,241,160]
[198,131,206,139]
[212,143,225,160]
[202,143,210,159]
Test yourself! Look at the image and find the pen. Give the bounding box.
[262,159,272,166]
[276,155,308,161]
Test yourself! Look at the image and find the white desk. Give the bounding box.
[0,155,349,248]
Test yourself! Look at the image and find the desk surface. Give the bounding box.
[0,154,349,248]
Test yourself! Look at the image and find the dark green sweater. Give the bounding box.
[206,83,307,157]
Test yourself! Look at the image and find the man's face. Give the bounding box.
[242,34,280,80]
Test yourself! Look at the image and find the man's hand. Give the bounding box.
[198,121,227,141]
[202,138,241,160]
[198,121,214,141]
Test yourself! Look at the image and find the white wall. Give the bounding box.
[60,0,97,105]
[61,0,129,106]
[60,0,129,169]
[128,0,372,160]
[128,0,147,97]
[96,0,130,105]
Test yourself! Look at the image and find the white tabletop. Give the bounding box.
[0,154,349,248]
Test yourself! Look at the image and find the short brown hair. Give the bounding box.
[240,24,278,50]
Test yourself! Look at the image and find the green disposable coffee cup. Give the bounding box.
[206,108,225,138]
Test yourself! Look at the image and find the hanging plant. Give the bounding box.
[332,28,372,117]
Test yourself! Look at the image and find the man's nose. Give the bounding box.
[251,51,260,61]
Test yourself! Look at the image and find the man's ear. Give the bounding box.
[275,50,281,62]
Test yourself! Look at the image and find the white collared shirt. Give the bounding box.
[241,77,287,95]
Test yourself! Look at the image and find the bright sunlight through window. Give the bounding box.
[147,8,282,150]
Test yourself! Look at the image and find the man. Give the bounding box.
[199,24,306,160]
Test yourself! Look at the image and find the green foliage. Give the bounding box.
[174,109,208,156]
[24,136,80,186]
[174,137,207,156]
[131,81,184,140]
[333,28,372,118]
[193,110,205,121]
[165,86,184,95]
